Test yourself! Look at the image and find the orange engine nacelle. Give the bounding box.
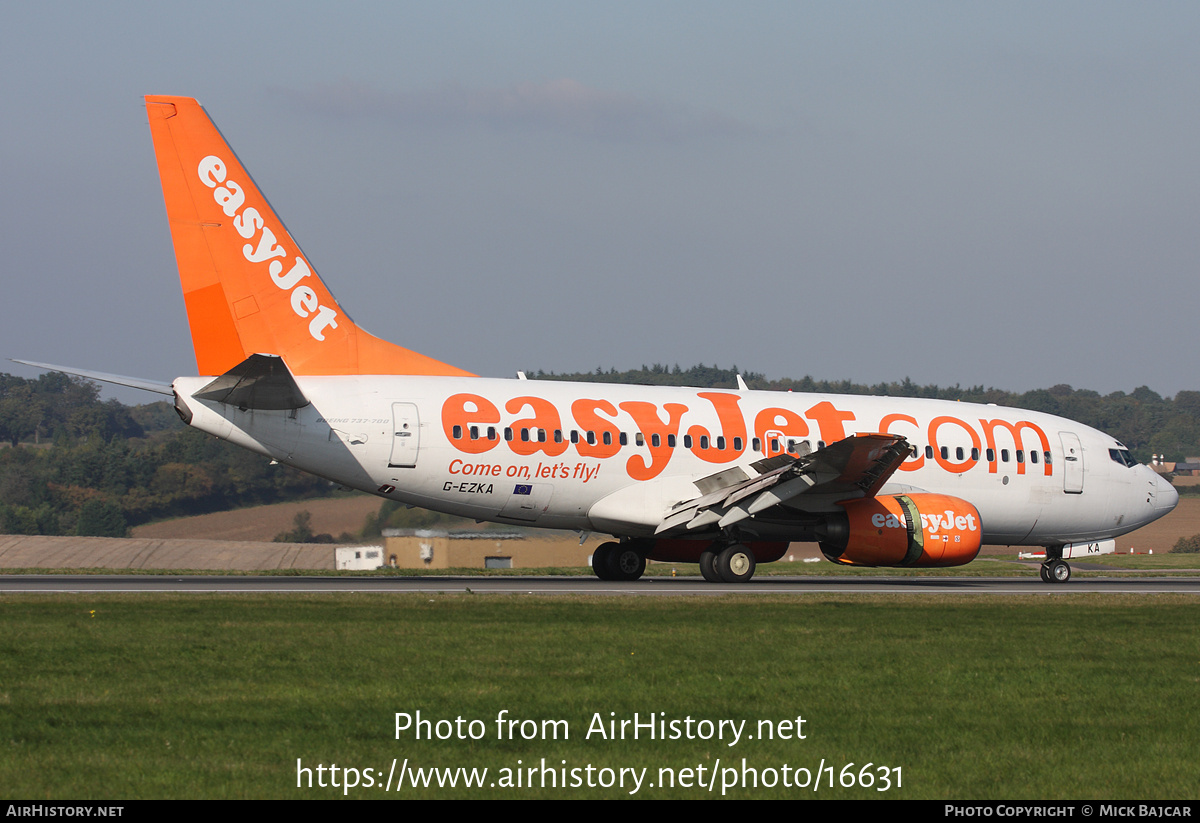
[819,494,982,568]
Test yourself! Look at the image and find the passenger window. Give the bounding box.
[1001,449,1009,462]
[684,435,694,448]
[1016,450,1024,464]
[452,425,463,439]
[469,425,479,440]
[520,428,530,442]
[619,432,628,446]
[487,426,497,441]
[1030,450,1039,464]
[771,438,780,452]
[940,446,949,460]
[1044,451,1052,465]
[733,437,743,451]
[570,430,579,444]
[955,447,964,461]
[986,448,995,461]
[636,433,644,447]
[716,436,726,450]
[587,431,596,445]
[925,445,934,459]
[971,447,980,460]
[752,438,761,452]
[537,429,547,443]
[651,434,661,447]
[603,432,613,446]
[700,436,710,450]
[554,429,563,443]
[668,434,677,447]
[505,427,513,442]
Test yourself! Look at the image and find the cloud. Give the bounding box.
[271,79,752,142]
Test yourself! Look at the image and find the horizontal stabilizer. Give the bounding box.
[193,354,309,410]
[11,360,173,396]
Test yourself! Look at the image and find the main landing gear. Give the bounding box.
[1039,557,1071,584]
[591,541,646,581]
[590,540,760,583]
[699,543,757,584]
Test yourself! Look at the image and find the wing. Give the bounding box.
[654,433,913,535]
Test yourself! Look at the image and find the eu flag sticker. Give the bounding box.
[513,484,532,495]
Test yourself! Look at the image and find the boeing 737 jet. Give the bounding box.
[18,96,1179,583]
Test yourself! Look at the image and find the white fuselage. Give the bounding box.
[173,375,1177,547]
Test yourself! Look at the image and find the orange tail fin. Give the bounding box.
[145,95,472,378]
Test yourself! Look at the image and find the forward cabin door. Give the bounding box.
[389,403,420,468]
[1059,431,1084,494]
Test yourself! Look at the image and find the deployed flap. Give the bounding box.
[193,353,309,410]
[797,433,913,498]
[656,433,911,535]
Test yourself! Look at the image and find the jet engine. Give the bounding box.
[818,494,982,567]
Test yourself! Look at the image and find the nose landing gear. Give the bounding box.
[1039,558,1071,584]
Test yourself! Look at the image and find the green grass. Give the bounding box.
[1,594,1198,799]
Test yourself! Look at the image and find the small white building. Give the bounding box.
[335,545,385,570]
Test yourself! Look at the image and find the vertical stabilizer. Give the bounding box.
[145,95,472,378]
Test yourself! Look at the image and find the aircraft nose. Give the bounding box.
[1155,473,1179,513]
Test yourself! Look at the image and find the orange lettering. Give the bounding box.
[619,401,687,480]
[928,416,981,473]
[571,399,621,458]
[442,394,501,454]
[687,393,747,464]
[753,407,809,457]
[505,396,568,457]
[806,400,856,444]
[979,419,1052,476]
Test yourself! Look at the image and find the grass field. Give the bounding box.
[1,593,1197,799]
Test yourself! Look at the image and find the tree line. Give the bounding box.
[0,373,335,537]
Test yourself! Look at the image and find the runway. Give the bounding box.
[2,574,1198,595]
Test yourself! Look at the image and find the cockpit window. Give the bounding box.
[1109,448,1138,468]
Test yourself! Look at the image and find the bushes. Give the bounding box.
[1171,534,1200,554]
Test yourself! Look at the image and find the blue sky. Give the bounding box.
[4,2,1199,400]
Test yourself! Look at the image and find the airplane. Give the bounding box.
[17,95,1179,584]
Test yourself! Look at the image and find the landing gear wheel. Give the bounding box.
[716,544,756,583]
[611,545,646,581]
[1039,562,1051,583]
[591,542,619,580]
[1049,559,1071,583]
[699,550,721,583]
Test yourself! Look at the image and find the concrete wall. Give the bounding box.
[384,534,592,570]
[0,533,594,571]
